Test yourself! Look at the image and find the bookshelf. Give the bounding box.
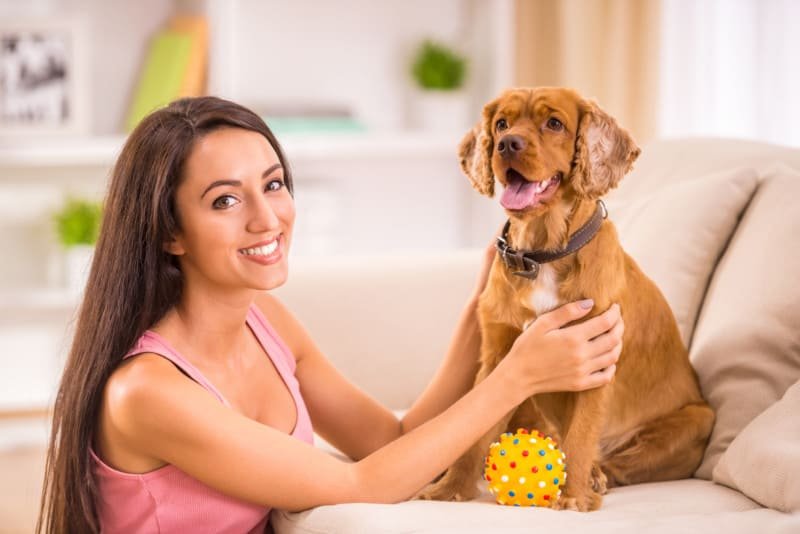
[0,0,512,416]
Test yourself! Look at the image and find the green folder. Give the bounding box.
[125,31,192,132]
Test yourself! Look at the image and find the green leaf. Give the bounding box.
[53,198,103,247]
[411,40,467,90]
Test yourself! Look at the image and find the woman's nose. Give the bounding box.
[247,194,280,233]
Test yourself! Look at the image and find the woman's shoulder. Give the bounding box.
[98,353,191,471]
[103,354,187,427]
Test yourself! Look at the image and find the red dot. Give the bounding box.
[522,450,529,457]
[519,429,529,434]
[486,475,492,481]
[538,432,545,438]
[544,495,550,500]
[532,466,539,473]
[492,463,497,470]
[510,462,516,468]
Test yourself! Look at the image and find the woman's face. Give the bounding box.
[168,127,295,293]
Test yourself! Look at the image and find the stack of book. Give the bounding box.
[125,14,208,132]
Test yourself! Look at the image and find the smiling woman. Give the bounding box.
[37,96,622,534]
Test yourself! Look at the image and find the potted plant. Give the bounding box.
[410,40,469,131]
[53,197,102,293]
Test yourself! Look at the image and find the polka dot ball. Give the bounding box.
[484,428,566,507]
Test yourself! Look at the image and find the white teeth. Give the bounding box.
[241,239,278,256]
[537,178,550,192]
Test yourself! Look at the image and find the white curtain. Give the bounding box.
[659,0,800,146]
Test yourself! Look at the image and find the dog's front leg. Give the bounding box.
[416,322,521,501]
[553,385,613,512]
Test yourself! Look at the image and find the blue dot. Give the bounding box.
[530,503,537,507]
[500,449,506,456]
[539,450,546,456]
[513,438,519,445]
[509,490,516,497]
[514,503,520,507]
[527,493,534,499]
[553,478,560,485]
[546,464,553,470]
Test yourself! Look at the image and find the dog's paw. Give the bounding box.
[551,496,579,511]
[590,463,609,495]
[552,487,603,512]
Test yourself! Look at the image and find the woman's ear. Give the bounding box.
[570,100,640,200]
[163,237,185,256]
[459,99,499,197]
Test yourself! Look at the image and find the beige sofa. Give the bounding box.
[272,139,800,533]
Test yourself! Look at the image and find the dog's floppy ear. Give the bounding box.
[570,100,641,200]
[459,99,499,197]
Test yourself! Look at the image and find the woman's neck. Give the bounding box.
[154,284,257,367]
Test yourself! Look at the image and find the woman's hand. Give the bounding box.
[499,300,624,396]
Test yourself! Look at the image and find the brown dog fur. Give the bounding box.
[418,87,714,511]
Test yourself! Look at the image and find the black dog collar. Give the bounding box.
[496,200,608,280]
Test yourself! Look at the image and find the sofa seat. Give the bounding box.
[273,479,798,534]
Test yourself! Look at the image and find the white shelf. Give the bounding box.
[0,135,126,168]
[0,130,463,170]
[0,288,79,318]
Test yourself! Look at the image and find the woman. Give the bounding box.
[38,96,623,533]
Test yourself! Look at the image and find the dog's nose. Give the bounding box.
[497,135,527,158]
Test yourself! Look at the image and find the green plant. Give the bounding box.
[53,197,103,248]
[411,40,467,90]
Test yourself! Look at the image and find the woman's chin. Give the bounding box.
[255,264,289,291]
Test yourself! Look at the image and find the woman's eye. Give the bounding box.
[212,195,239,209]
[265,179,284,192]
[547,117,564,131]
[496,118,508,131]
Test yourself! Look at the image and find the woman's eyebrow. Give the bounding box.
[200,163,283,198]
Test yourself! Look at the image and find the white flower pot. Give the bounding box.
[410,89,470,132]
[64,245,94,294]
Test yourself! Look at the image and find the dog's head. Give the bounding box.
[459,87,640,219]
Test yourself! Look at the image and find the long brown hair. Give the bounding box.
[37,97,293,533]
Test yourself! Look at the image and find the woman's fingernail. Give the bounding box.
[579,299,594,309]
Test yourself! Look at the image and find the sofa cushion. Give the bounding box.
[607,167,758,344]
[272,479,788,534]
[712,379,800,513]
[691,166,800,478]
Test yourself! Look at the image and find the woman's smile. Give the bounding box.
[238,234,284,266]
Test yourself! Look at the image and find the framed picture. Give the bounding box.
[0,18,87,136]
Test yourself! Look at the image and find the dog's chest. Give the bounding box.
[527,264,562,316]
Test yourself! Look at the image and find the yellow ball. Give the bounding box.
[484,428,566,507]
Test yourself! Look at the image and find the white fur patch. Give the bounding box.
[528,264,562,316]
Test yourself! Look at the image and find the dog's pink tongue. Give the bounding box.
[501,178,537,210]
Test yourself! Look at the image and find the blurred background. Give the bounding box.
[0,0,798,528]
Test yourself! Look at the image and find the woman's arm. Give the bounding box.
[104,300,620,511]
[259,241,623,460]
[259,244,494,460]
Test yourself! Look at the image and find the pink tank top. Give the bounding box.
[90,305,314,533]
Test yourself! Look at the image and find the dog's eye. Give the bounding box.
[495,118,508,131]
[546,117,564,131]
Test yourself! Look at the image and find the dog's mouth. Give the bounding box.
[500,168,562,211]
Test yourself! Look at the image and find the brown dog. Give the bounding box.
[418,87,714,511]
